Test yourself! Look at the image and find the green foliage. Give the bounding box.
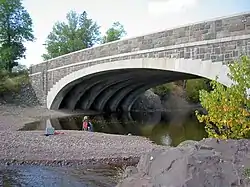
[152,83,173,97]
[42,10,101,60]
[186,78,211,103]
[0,65,29,93]
[0,0,34,72]
[196,56,250,139]
[102,22,127,43]
[11,64,28,78]
[244,168,250,178]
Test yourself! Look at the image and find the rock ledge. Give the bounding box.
[117,138,250,187]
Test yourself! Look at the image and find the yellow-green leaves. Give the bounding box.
[196,56,250,139]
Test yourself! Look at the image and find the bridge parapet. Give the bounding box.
[30,12,250,74]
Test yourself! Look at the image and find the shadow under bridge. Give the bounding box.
[58,68,199,112]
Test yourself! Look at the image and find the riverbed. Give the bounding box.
[0,104,207,186]
[0,105,166,186]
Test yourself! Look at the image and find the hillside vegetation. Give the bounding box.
[0,66,29,95]
[152,78,212,103]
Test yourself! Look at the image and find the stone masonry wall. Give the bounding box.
[29,12,250,106]
[30,13,250,74]
[45,38,250,91]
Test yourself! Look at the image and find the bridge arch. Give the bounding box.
[47,58,232,111]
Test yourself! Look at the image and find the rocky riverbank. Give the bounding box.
[0,104,71,131]
[2,83,244,187]
[0,130,163,167]
[117,138,250,187]
[0,103,163,169]
[0,83,163,170]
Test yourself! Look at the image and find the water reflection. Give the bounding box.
[0,165,120,187]
[20,111,207,146]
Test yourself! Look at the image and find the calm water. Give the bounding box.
[20,110,207,147]
[12,110,207,186]
[0,165,121,187]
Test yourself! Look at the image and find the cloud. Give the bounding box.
[147,0,198,16]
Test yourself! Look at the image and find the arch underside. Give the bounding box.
[48,58,231,112]
[58,68,199,112]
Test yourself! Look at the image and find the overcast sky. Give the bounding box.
[20,0,250,67]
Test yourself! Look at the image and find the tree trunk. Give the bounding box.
[183,80,187,89]
[7,60,12,73]
[7,14,12,73]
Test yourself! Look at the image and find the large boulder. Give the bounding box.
[132,90,162,111]
[117,139,250,187]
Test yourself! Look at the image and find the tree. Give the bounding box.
[0,0,34,72]
[102,22,126,43]
[42,10,100,60]
[196,56,250,139]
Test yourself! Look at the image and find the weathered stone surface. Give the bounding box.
[117,139,250,187]
[132,90,162,111]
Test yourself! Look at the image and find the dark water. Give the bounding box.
[0,165,121,187]
[20,110,207,147]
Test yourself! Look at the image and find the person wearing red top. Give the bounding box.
[82,116,89,131]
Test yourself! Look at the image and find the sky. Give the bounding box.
[20,0,250,67]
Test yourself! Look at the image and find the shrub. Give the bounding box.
[0,68,29,94]
[185,78,211,103]
[196,56,250,139]
[152,83,174,97]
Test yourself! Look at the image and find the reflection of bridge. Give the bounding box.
[29,12,250,112]
[20,111,162,132]
[19,111,206,146]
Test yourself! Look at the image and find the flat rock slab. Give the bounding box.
[0,131,163,167]
[117,138,250,187]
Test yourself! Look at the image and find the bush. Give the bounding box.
[185,78,211,103]
[196,56,250,139]
[152,83,174,97]
[0,69,29,94]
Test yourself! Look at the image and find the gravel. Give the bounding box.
[0,130,163,167]
[0,105,163,167]
[0,104,70,131]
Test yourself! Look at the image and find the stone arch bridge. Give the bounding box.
[29,12,250,112]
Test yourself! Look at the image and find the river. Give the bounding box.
[4,110,206,187]
[20,110,207,146]
[0,164,121,187]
